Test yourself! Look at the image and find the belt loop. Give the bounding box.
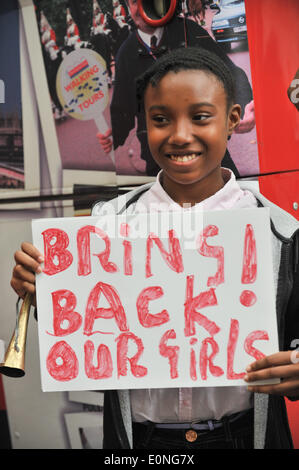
[222,416,233,443]
[207,420,215,431]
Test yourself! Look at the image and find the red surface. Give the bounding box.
[246,0,299,448]
[258,171,299,220]
[245,0,299,175]
[285,399,299,449]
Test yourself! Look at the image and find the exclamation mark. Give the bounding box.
[240,224,257,307]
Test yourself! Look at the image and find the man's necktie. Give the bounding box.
[150,35,157,49]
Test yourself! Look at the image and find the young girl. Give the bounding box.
[11,47,299,449]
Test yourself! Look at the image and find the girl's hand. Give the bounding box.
[244,351,299,397]
[10,242,44,306]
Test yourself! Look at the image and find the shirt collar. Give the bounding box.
[137,27,163,47]
[151,168,252,211]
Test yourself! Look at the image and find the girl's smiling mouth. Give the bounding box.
[165,152,202,163]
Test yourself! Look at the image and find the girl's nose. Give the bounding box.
[167,120,193,146]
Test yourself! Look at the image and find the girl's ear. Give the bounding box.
[228,104,241,137]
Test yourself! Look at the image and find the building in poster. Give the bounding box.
[0,0,39,205]
[0,1,24,190]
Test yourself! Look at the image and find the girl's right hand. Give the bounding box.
[10,242,44,306]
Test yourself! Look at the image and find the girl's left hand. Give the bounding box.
[244,351,299,397]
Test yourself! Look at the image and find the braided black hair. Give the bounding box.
[136,47,236,112]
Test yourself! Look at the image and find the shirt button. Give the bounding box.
[185,429,197,442]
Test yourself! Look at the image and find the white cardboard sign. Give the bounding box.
[32,208,279,392]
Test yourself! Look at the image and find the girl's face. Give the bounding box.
[144,69,241,204]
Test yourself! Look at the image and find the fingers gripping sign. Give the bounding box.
[11,242,44,305]
[244,350,299,396]
[290,339,299,365]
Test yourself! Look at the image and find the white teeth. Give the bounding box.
[169,153,198,162]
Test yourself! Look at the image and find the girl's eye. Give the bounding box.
[152,115,168,124]
[193,114,209,122]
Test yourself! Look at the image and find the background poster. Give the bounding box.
[33,0,117,190]
[24,0,258,193]
[20,0,117,208]
[110,0,259,183]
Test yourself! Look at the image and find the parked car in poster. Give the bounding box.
[211,0,247,51]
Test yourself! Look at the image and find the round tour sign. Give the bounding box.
[56,49,109,121]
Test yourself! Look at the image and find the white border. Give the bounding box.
[19,0,62,195]
[68,391,104,407]
[64,411,103,449]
